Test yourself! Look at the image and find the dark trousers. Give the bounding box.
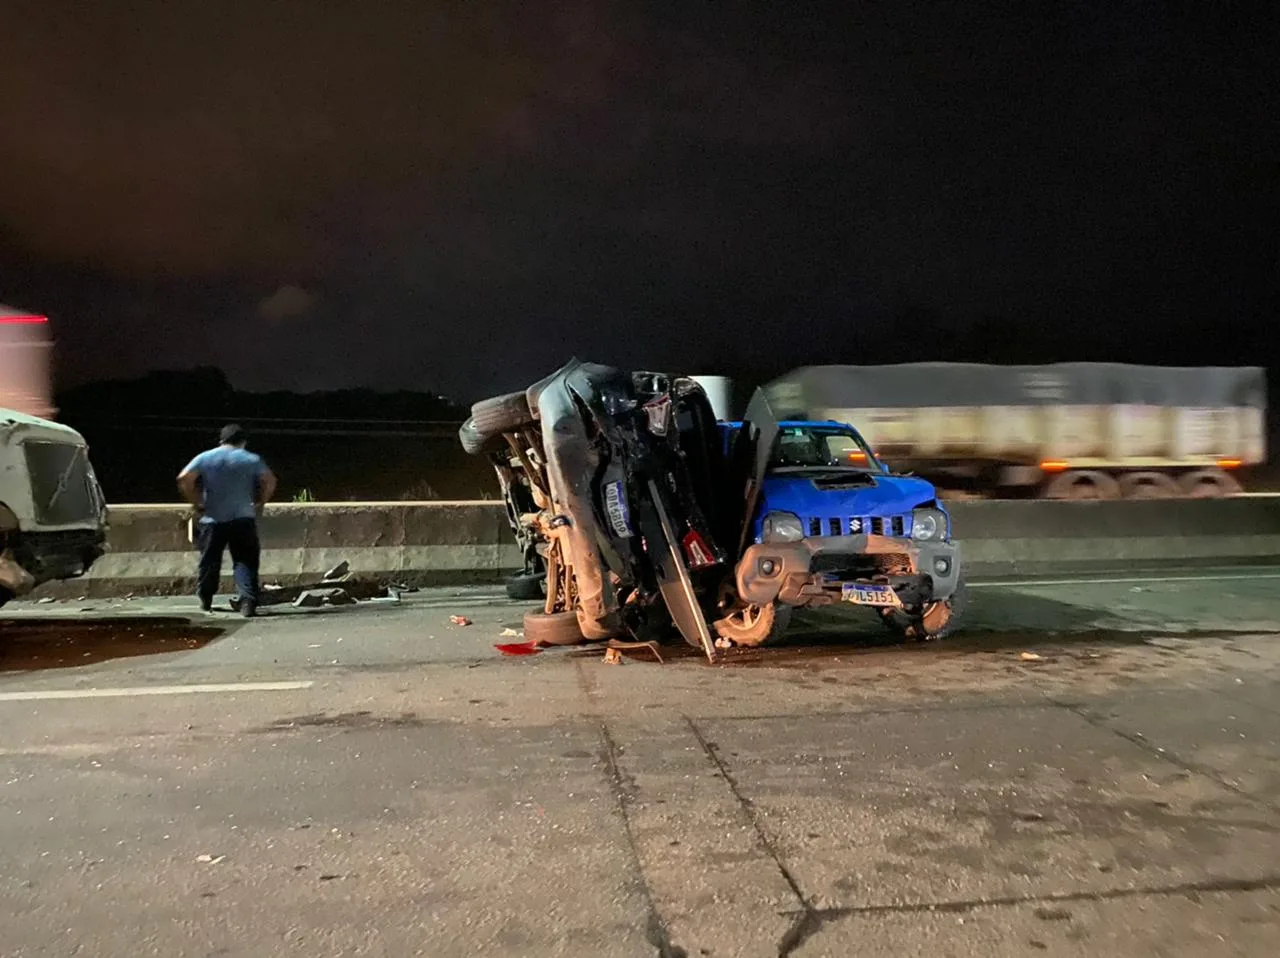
[197,519,261,606]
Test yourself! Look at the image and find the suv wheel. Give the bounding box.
[712,599,793,647]
[880,575,968,641]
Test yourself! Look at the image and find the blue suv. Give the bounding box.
[713,416,966,646]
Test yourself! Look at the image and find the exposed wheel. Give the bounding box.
[881,574,968,641]
[523,609,586,646]
[1178,468,1243,498]
[471,391,534,435]
[1118,471,1180,499]
[712,597,794,647]
[458,416,498,456]
[1040,470,1121,500]
[504,572,546,601]
[0,585,11,610]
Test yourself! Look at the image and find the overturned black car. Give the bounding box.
[460,359,966,660]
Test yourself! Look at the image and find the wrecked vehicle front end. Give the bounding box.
[720,395,966,644]
[461,359,731,658]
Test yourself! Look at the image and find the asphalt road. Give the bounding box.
[2,567,1280,957]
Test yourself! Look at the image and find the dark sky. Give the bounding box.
[1,1,1276,403]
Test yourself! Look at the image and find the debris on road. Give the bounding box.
[493,636,665,662]
[294,588,358,609]
[500,627,521,637]
[195,854,225,865]
[450,615,473,626]
[495,640,541,655]
[1019,651,1044,662]
[231,559,415,611]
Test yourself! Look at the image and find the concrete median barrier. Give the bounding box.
[25,496,1280,599]
[36,501,520,599]
[952,496,1280,577]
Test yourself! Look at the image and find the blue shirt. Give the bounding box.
[183,446,268,524]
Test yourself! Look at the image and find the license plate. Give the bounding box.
[842,583,900,607]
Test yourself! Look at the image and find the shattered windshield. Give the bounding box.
[769,424,884,473]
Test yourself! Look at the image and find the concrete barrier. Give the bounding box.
[28,497,1280,599]
[951,497,1280,577]
[36,501,519,599]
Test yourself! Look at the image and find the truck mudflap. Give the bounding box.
[735,534,962,609]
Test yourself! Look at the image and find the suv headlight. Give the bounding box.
[911,507,947,541]
[762,511,805,543]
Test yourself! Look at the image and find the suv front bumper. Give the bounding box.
[735,533,962,609]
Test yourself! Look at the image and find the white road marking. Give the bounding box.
[0,681,312,703]
[972,571,1280,589]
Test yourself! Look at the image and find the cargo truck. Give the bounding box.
[762,363,1267,499]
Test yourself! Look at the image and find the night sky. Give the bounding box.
[1,1,1276,404]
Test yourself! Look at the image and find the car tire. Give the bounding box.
[523,609,586,646]
[471,391,534,435]
[712,601,794,647]
[505,572,546,601]
[881,574,968,641]
[0,585,11,610]
[458,416,497,456]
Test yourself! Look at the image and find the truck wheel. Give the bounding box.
[1040,470,1121,500]
[1178,468,1242,498]
[523,610,587,646]
[1118,471,1180,499]
[881,575,968,641]
[712,601,794,647]
[504,572,546,601]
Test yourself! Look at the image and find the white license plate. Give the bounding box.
[841,583,900,607]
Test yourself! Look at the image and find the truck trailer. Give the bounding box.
[762,363,1267,499]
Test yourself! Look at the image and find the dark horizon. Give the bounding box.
[3,3,1277,403]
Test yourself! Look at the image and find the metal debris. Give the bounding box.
[240,559,412,609]
[294,588,358,608]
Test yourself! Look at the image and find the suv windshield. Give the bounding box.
[769,424,884,472]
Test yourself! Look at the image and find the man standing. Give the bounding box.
[177,424,277,617]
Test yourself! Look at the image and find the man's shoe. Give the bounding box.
[240,602,257,618]
[199,598,213,613]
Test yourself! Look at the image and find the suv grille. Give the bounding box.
[24,441,99,525]
[804,514,906,538]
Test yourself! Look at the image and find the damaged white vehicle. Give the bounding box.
[0,409,108,608]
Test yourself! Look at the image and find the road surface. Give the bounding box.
[2,568,1280,957]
